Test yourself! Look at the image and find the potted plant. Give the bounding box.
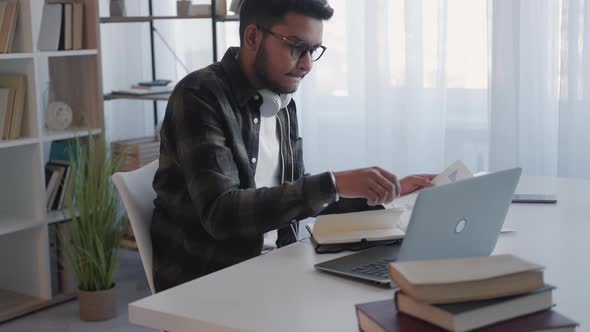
[63,136,124,321]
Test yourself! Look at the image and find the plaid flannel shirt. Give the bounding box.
[151,47,380,292]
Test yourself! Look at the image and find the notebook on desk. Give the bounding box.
[314,168,522,287]
[306,208,405,253]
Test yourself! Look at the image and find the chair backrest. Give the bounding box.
[112,160,159,294]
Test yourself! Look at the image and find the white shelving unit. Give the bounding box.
[0,53,33,60]
[0,0,103,322]
[38,49,99,58]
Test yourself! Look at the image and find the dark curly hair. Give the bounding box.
[239,0,334,45]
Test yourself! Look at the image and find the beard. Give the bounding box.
[253,42,298,94]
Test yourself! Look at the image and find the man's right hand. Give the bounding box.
[333,167,399,206]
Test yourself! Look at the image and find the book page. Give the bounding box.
[385,161,474,231]
[385,161,513,233]
[431,160,473,186]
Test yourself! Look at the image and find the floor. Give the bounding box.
[0,250,156,332]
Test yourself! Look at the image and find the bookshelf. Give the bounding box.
[39,49,98,57]
[103,92,170,101]
[0,53,33,60]
[0,0,104,322]
[100,15,211,23]
[100,0,239,124]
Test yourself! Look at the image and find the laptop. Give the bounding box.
[314,167,522,287]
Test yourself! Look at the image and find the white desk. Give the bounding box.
[129,176,589,332]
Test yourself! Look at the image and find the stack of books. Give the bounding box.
[0,74,27,140]
[111,85,173,96]
[45,141,78,211]
[356,254,578,331]
[38,0,84,51]
[112,137,160,172]
[45,160,74,211]
[0,1,19,53]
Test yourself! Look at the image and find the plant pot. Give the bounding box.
[77,286,117,321]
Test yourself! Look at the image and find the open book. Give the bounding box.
[384,160,473,232]
[308,161,513,251]
[308,208,404,245]
[306,208,405,253]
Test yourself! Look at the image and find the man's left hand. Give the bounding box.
[399,174,437,196]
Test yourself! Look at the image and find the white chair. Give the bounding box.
[112,160,159,294]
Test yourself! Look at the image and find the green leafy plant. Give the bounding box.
[63,136,124,291]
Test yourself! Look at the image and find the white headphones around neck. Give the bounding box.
[258,89,292,117]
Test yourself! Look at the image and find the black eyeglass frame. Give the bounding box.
[257,25,327,62]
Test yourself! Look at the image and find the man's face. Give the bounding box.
[253,13,324,94]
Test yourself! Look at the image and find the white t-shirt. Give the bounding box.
[254,112,281,249]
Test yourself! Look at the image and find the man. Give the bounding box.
[151,0,434,292]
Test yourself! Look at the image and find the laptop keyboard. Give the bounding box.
[351,258,397,279]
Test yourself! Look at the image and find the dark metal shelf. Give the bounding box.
[104,93,170,101]
[100,15,239,24]
[215,15,239,22]
[100,15,209,23]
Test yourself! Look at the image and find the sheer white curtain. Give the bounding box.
[298,0,489,177]
[491,0,590,178]
[126,0,589,179]
[297,0,590,179]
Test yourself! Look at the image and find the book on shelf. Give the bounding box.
[63,4,72,51]
[388,254,545,304]
[52,160,71,210]
[38,1,84,51]
[355,298,578,332]
[111,136,160,172]
[0,87,13,139]
[0,74,27,139]
[61,166,75,209]
[0,1,18,53]
[45,166,61,209]
[38,3,62,51]
[214,0,228,16]
[189,4,211,17]
[0,4,6,51]
[72,1,83,49]
[111,86,174,96]
[395,286,554,332]
[185,0,227,16]
[46,164,64,210]
[45,160,73,211]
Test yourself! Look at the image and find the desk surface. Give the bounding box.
[129,176,589,332]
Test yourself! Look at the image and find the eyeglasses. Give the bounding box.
[257,26,327,62]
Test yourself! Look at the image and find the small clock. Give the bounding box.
[46,102,73,131]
